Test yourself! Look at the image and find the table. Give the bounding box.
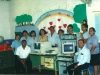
[30,53,58,75]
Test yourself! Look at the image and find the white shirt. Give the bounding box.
[75,45,90,66]
[16,45,31,59]
[48,32,60,46]
[83,31,90,39]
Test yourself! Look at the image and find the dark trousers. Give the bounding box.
[15,56,32,74]
[14,55,17,73]
[67,63,89,75]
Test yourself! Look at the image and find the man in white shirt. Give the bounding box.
[48,26,60,47]
[16,40,32,74]
[67,39,90,75]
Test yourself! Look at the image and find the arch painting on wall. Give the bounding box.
[35,9,80,34]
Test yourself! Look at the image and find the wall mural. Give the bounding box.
[35,9,80,33]
[15,9,80,34]
[15,14,34,26]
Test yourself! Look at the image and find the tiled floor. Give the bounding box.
[0,67,58,75]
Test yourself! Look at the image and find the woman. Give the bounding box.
[86,27,100,75]
[58,29,64,35]
[11,34,21,73]
[80,24,90,43]
[28,30,37,52]
[38,29,48,42]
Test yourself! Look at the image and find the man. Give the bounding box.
[20,30,31,45]
[67,24,74,34]
[16,40,32,74]
[48,26,60,47]
[67,39,90,75]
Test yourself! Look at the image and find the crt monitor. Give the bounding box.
[34,42,41,50]
[34,42,52,53]
[62,42,75,54]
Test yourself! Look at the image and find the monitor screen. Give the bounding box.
[62,42,75,54]
[34,42,41,50]
[64,44,73,52]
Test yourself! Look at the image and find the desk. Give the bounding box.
[57,54,74,75]
[30,53,58,75]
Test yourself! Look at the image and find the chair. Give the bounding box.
[70,68,91,75]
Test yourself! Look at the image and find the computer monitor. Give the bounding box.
[62,42,75,54]
[34,42,52,53]
[34,42,41,50]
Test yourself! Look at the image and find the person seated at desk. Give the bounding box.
[48,26,60,47]
[38,29,48,42]
[16,40,32,74]
[66,39,90,75]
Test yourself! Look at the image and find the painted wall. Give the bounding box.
[0,0,100,39]
[0,1,10,39]
[9,0,83,39]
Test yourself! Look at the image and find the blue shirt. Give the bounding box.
[83,31,90,39]
[86,35,100,54]
[28,37,38,52]
[11,40,21,55]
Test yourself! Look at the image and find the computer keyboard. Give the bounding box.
[57,57,72,61]
[30,52,44,55]
[65,54,71,56]
[57,54,71,56]
[33,51,38,53]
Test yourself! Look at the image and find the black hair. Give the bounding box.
[83,20,87,24]
[78,39,84,43]
[21,40,27,43]
[15,34,20,37]
[89,27,96,32]
[50,26,54,29]
[68,24,73,29]
[22,30,28,35]
[15,34,20,39]
[58,29,64,33]
[81,24,88,29]
[39,29,46,35]
[30,30,36,37]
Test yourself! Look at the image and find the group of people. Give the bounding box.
[11,20,100,74]
[66,20,100,75]
[11,26,61,74]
